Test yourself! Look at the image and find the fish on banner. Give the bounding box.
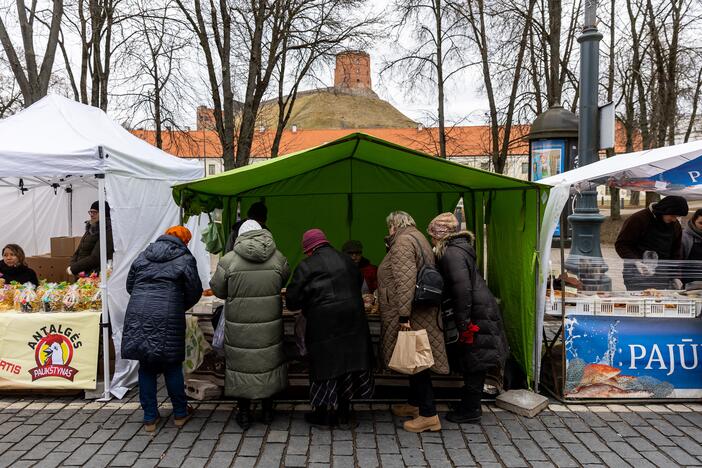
[564,315,702,399]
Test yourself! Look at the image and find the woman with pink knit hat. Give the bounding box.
[427,212,508,424]
[286,228,374,428]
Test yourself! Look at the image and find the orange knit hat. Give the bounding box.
[165,226,192,245]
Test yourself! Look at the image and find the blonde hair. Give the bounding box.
[386,211,416,230]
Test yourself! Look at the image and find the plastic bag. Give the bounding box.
[212,306,226,350]
[184,315,212,374]
[388,330,434,375]
[201,215,224,255]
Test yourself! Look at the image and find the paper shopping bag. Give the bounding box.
[388,329,435,375]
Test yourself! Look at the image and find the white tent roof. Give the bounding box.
[540,139,702,198]
[0,94,202,180]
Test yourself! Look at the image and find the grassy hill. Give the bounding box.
[255,89,417,130]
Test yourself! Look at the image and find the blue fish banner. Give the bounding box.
[565,315,702,398]
[604,154,702,197]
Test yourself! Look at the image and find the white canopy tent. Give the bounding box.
[0,95,210,399]
[534,139,702,388]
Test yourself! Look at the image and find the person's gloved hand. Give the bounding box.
[670,278,683,290]
[458,321,480,345]
[635,261,654,277]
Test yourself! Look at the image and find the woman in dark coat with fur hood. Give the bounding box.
[427,213,508,424]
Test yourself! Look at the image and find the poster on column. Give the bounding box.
[564,314,702,399]
[0,311,100,389]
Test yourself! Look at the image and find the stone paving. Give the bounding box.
[2,391,702,467]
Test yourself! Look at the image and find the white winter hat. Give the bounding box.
[238,219,262,235]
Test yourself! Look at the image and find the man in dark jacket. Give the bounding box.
[286,229,374,427]
[122,226,203,432]
[223,202,268,253]
[615,196,688,290]
[428,213,508,424]
[342,240,378,293]
[68,201,114,276]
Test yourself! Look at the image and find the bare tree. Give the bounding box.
[56,0,131,110]
[0,0,63,105]
[175,0,237,169]
[269,0,377,157]
[382,0,473,159]
[119,0,192,148]
[461,0,536,174]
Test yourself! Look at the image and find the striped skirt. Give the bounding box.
[310,370,374,409]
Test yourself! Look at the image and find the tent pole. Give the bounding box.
[68,186,73,236]
[533,188,542,391]
[96,174,112,401]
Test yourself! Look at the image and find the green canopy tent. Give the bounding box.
[173,133,548,384]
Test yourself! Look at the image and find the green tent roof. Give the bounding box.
[173,133,542,202]
[174,133,546,384]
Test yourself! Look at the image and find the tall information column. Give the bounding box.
[564,0,612,291]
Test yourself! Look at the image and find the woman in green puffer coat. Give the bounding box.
[210,220,290,429]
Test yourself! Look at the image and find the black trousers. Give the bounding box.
[461,370,486,411]
[408,370,436,417]
[237,397,273,412]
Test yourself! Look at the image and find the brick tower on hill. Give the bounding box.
[334,51,372,92]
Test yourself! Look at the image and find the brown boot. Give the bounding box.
[403,415,442,433]
[391,404,419,418]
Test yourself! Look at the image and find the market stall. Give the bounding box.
[0,95,209,397]
[538,139,702,399]
[174,133,549,388]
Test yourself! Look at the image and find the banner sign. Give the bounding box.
[565,314,702,398]
[0,311,100,389]
[604,154,702,196]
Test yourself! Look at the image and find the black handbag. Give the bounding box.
[408,234,444,306]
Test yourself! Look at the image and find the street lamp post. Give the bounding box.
[564,0,612,291]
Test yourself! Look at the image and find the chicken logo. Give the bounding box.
[28,334,78,381]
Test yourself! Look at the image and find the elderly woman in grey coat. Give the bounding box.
[210,220,290,429]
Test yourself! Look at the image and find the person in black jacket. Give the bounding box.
[286,228,374,427]
[1,244,39,286]
[122,226,203,432]
[427,213,509,424]
[68,201,114,276]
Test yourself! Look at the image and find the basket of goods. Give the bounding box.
[62,284,81,311]
[363,293,378,315]
[14,283,39,312]
[77,277,102,310]
[40,282,65,312]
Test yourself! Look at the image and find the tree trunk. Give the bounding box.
[630,191,640,206]
[435,0,447,159]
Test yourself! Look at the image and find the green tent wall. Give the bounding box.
[174,133,547,383]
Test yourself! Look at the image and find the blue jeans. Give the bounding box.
[138,361,188,423]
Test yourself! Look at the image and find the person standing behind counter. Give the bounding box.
[68,201,114,277]
[615,195,688,290]
[0,244,39,286]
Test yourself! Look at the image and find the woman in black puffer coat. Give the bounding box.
[122,226,203,432]
[427,213,508,424]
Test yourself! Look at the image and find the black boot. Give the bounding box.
[446,399,482,424]
[335,399,356,429]
[260,398,275,425]
[236,400,253,430]
[304,407,334,428]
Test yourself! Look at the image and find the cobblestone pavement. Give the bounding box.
[2,393,702,468]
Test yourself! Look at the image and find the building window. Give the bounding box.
[522,162,529,174]
[208,164,216,175]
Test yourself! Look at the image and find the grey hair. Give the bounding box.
[386,211,416,230]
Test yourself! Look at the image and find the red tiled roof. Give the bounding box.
[131,123,634,159]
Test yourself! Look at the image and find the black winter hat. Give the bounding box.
[90,200,111,217]
[247,201,267,223]
[342,240,363,254]
[652,196,688,216]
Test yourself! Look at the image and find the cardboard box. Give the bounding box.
[50,236,82,258]
[26,255,71,283]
